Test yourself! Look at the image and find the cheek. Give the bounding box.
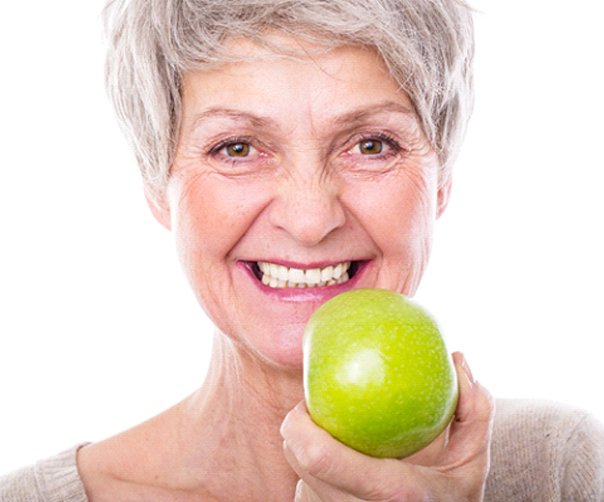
[166,173,276,336]
[168,174,271,278]
[346,170,438,255]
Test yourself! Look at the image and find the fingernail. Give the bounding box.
[280,410,308,462]
[281,402,307,438]
[281,428,304,461]
[280,411,292,438]
[295,479,305,497]
[461,354,475,384]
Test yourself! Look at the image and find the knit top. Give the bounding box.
[1,399,603,501]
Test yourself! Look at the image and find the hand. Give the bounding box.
[280,352,494,502]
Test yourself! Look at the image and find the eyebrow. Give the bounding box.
[188,108,279,133]
[332,101,415,126]
[188,100,415,133]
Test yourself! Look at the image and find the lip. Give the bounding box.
[237,259,370,303]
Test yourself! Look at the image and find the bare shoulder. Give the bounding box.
[77,413,172,501]
[486,399,604,502]
[77,400,212,502]
[78,437,221,502]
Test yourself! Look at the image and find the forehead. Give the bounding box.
[180,35,416,129]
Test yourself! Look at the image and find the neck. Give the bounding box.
[203,330,304,415]
[180,331,304,500]
[79,331,305,501]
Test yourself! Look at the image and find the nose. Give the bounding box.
[269,175,346,247]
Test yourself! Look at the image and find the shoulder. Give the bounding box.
[485,399,604,502]
[0,465,41,502]
[0,445,88,502]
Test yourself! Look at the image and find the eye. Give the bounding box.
[358,139,383,155]
[225,142,251,157]
[207,136,274,174]
[349,134,401,158]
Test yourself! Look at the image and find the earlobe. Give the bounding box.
[436,179,452,219]
[144,187,172,230]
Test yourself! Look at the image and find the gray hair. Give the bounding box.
[104,0,474,198]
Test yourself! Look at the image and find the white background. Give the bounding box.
[1,2,603,473]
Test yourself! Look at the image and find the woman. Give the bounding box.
[1,0,603,500]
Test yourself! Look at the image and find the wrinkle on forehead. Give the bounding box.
[181,37,414,121]
[186,101,416,139]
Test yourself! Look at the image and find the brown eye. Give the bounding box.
[359,139,383,155]
[226,142,250,157]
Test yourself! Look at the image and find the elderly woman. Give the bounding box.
[2,0,604,500]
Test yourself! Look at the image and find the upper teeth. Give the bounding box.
[258,261,351,288]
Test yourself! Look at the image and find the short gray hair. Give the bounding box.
[104,0,474,197]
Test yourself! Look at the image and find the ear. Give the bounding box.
[436,178,452,219]
[144,187,172,230]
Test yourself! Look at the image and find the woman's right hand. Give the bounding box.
[281,352,495,501]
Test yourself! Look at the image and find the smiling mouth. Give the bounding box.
[249,261,361,288]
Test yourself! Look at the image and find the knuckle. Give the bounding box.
[296,442,333,478]
[374,484,430,502]
[355,475,421,502]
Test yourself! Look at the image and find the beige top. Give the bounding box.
[0,445,87,502]
[1,399,604,501]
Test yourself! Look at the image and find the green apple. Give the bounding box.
[303,288,458,458]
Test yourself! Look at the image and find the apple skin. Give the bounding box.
[303,288,458,458]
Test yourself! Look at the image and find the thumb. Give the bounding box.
[445,352,494,464]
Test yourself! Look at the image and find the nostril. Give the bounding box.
[268,187,346,246]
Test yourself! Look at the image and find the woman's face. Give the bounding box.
[155,37,449,370]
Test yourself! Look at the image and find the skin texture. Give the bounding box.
[77,36,494,502]
[155,38,448,371]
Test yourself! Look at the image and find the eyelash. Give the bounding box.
[207,132,405,162]
[351,132,403,158]
[208,136,257,158]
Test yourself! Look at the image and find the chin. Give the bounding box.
[246,322,307,374]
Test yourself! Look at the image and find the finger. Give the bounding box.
[281,402,424,500]
[286,448,354,502]
[444,352,495,466]
[404,421,450,466]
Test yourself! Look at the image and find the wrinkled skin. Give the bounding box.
[79,35,494,502]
